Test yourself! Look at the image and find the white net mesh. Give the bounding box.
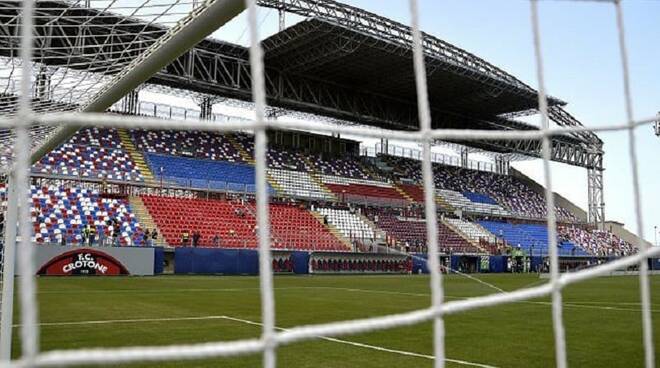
[0,0,657,367]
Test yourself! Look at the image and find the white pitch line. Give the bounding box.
[220,315,499,368]
[14,314,499,367]
[13,315,227,328]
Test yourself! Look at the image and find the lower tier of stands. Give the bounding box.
[141,195,348,251]
[21,185,143,246]
[34,144,143,182]
[370,213,481,254]
[315,207,376,240]
[479,221,589,256]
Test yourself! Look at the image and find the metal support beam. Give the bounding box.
[29,0,246,165]
[198,96,215,120]
[588,168,605,228]
[33,68,50,101]
[460,147,469,168]
[278,8,285,31]
[0,175,19,361]
[120,90,139,115]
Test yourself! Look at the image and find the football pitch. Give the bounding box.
[11,274,660,367]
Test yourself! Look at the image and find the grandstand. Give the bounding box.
[0,0,657,367]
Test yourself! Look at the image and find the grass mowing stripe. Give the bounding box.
[221,316,500,368]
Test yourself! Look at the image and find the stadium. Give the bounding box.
[0,0,659,367]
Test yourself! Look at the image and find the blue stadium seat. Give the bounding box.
[463,191,499,205]
[478,221,590,256]
[146,153,271,194]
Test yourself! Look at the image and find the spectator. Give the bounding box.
[82,225,90,245]
[213,233,221,247]
[89,226,97,246]
[151,229,158,246]
[192,231,201,247]
[181,230,190,246]
[143,229,151,246]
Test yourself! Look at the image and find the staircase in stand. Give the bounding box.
[227,134,283,196]
[118,129,155,184]
[227,134,255,164]
[435,193,455,212]
[310,211,352,251]
[394,184,414,203]
[441,218,488,254]
[301,156,335,199]
[128,196,167,246]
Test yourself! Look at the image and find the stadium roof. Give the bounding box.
[263,18,562,120]
[0,0,603,170]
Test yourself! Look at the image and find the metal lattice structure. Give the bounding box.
[0,0,603,171]
[0,0,657,367]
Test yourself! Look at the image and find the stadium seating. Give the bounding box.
[316,207,376,240]
[380,154,577,221]
[267,148,314,171]
[141,195,346,251]
[320,175,407,206]
[146,153,272,193]
[558,225,635,257]
[397,183,425,203]
[131,129,244,163]
[268,203,349,251]
[20,185,143,246]
[479,221,589,256]
[141,195,257,248]
[437,189,509,216]
[367,209,480,253]
[444,218,496,244]
[267,168,334,200]
[69,127,125,148]
[312,154,379,180]
[310,255,409,273]
[34,143,143,182]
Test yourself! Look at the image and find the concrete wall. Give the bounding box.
[604,221,653,248]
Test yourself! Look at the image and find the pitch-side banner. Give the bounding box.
[38,249,130,276]
[22,244,155,276]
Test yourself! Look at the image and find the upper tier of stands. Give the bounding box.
[146,153,273,194]
[381,155,576,221]
[132,129,243,163]
[69,127,125,148]
[3,185,143,246]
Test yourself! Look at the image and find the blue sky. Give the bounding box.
[162,0,660,243]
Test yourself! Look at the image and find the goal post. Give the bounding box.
[0,0,656,367]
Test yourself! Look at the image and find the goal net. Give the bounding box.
[0,0,658,367]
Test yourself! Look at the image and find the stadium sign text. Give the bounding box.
[38,249,130,276]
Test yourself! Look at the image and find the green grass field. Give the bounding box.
[11,274,660,367]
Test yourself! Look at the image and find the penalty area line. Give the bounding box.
[221,315,499,368]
